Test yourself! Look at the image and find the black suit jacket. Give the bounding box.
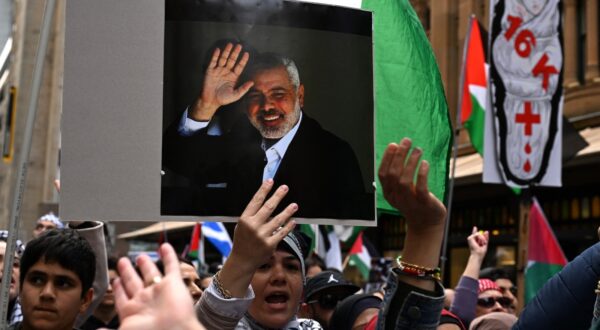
[162,112,373,220]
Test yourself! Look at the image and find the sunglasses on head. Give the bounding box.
[307,293,344,310]
[477,296,513,308]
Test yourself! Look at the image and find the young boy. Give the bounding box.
[10,229,96,330]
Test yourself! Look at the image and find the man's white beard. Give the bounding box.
[250,99,301,139]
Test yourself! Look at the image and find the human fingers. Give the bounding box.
[388,138,412,185]
[480,231,489,245]
[218,43,234,67]
[112,278,130,316]
[414,160,430,200]
[253,185,290,221]
[233,51,250,76]
[378,143,398,184]
[225,44,242,69]
[400,147,422,186]
[262,203,298,238]
[208,47,220,69]
[267,217,297,246]
[54,179,61,193]
[472,226,478,235]
[137,254,163,287]
[160,243,181,278]
[117,257,144,298]
[241,179,274,218]
[232,81,254,100]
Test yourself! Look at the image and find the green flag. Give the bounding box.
[525,198,567,303]
[362,0,452,212]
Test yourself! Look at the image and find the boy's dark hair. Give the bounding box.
[20,229,96,298]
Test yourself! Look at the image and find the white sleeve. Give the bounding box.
[195,281,254,329]
[177,108,223,136]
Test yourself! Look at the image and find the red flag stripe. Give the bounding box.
[461,18,487,124]
[349,232,364,255]
[528,198,568,265]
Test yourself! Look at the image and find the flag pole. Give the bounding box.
[342,254,351,270]
[516,188,532,314]
[0,0,57,325]
[313,224,319,255]
[440,15,475,277]
[199,222,205,265]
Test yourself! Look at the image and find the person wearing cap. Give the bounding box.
[475,279,510,317]
[479,267,518,315]
[299,270,360,329]
[0,231,26,325]
[32,211,65,239]
[195,179,322,329]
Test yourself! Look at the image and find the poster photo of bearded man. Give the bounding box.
[160,0,375,225]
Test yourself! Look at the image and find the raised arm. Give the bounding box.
[189,43,254,122]
[450,226,489,325]
[457,226,489,281]
[217,179,297,297]
[195,179,298,329]
[376,138,448,330]
[378,138,446,291]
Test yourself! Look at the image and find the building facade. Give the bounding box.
[0,0,63,241]
[369,0,600,300]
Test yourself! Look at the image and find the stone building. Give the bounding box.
[374,0,600,297]
[0,0,62,241]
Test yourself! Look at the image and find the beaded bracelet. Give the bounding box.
[213,270,233,299]
[396,256,441,281]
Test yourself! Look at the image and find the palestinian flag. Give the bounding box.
[334,225,363,248]
[187,222,201,260]
[347,232,374,279]
[363,0,452,212]
[460,17,487,155]
[525,197,568,303]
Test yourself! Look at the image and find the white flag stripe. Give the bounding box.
[202,224,232,243]
[469,85,487,111]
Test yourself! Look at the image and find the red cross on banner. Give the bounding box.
[515,102,540,136]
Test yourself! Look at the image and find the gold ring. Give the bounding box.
[150,276,162,285]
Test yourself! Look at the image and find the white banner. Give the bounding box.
[484,0,563,188]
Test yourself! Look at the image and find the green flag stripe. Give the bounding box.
[525,262,564,303]
[349,255,370,279]
[299,224,317,252]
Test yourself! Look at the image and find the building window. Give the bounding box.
[592,195,600,218]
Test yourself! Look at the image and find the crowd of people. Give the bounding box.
[2,41,600,329]
[1,139,600,330]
